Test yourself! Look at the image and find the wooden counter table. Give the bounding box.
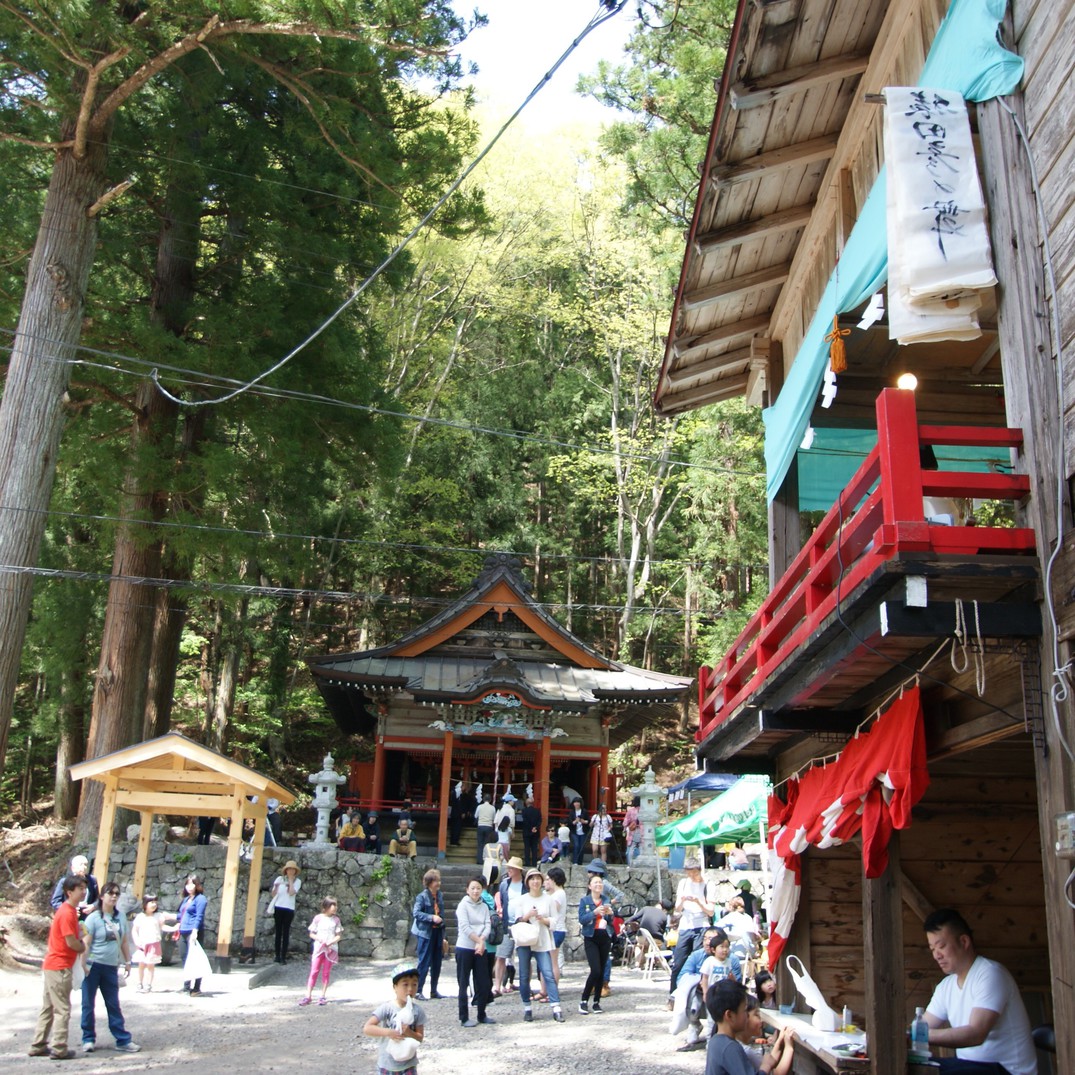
[761,1010,871,1074]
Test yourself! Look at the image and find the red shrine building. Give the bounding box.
[308,554,693,856]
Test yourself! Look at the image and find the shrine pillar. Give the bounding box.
[437,729,453,860]
[536,734,551,827]
[371,735,386,810]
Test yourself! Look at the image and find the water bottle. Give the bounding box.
[909,1006,931,1059]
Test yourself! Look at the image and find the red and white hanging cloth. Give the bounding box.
[766,687,930,966]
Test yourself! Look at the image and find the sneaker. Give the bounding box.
[415,993,429,1002]
[81,1043,95,1054]
[578,1001,590,1015]
[592,1001,604,1014]
[298,997,312,1006]
[461,1019,478,1028]
[318,997,328,1006]
[48,1050,76,1061]
[429,991,444,999]
[28,1046,51,1057]
[553,1011,565,1023]
[478,1016,497,1025]
[115,1043,141,1054]
[523,1010,533,1022]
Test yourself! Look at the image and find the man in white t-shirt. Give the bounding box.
[921,908,1036,1075]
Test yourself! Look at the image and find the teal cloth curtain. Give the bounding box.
[763,0,1024,502]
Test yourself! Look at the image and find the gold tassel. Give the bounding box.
[825,315,851,374]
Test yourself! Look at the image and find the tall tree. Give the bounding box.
[0,1,474,777]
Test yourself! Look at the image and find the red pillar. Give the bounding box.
[536,734,551,828]
[371,736,386,811]
[436,730,453,860]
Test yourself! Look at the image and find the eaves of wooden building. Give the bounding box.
[308,553,692,852]
[662,0,1074,1071]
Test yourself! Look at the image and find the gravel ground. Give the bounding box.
[0,953,701,1074]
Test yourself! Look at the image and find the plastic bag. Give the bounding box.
[183,935,213,984]
[387,996,419,1063]
[785,954,839,1031]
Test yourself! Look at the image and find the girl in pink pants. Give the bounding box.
[299,897,343,1006]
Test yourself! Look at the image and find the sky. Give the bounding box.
[453,0,637,130]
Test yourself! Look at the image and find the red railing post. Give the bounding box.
[876,388,930,548]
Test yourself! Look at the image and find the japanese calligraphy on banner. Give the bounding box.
[882,87,997,344]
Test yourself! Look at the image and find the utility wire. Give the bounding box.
[150,2,630,409]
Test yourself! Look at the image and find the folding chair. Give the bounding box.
[637,927,672,979]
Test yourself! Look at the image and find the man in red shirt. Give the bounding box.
[30,874,87,1060]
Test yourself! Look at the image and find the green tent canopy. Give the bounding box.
[655,777,769,847]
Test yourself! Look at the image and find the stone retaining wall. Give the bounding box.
[104,839,767,965]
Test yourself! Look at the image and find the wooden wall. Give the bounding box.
[793,735,1048,1027]
[1012,0,1075,474]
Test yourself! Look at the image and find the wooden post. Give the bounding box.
[979,89,1075,1074]
[242,810,267,962]
[133,810,153,898]
[536,734,551,830]
[437,730,453,860]
[371,736,386,810]
[862,834,906,1075]
[216,794,250,970]
[93,775,119,882]
[765,341,800,587]
[597,749,609,807]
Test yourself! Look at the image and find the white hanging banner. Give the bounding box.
[883,87,997,344]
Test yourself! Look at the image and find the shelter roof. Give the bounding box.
[69,732,296,807]
[309,553,693,735]
[655,0,1004,423]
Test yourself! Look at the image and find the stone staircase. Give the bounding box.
[434,863,486,947]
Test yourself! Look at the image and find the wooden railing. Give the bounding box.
[697,388,1035,743]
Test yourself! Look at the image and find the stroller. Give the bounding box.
[610,904,637,965]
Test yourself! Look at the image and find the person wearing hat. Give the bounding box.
[492,857,525,997]
[734,878,758,919]
[668,857,717,1006]
[365,811,382,855]
[363,962,426,1073]
[268,860,302,964]
[586,858,623,997]
[513,867,564,1023]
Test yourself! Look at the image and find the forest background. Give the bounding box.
[0,0,765,833]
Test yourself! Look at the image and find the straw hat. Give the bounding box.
[505,856,525,872]
[283,860,300,873]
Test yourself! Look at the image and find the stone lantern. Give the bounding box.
[305,752,346,848]
[631,765,662,865]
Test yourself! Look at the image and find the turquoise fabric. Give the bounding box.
[763,0,1024,502]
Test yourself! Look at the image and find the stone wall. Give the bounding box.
[105,841,422,960]
[104,837,768,965]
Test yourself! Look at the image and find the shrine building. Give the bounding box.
[308,554,693,859]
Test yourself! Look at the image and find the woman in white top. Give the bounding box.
[589,804,613,861]
[544,866,568,987]
[494,796,515,861]
[513,868,563,1023]
[454,876,494,1027]
[269,860,302,964]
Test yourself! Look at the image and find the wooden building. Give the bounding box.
[308,553,692,855]
[659,0,1074,1071]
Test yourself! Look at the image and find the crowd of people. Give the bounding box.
[30,837,1041,1075]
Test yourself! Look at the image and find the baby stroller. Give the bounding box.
[610,904,637,965]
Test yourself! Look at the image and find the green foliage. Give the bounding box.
[352,854,394,925]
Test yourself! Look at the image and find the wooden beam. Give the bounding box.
[709,134,839,187]
[928,711,1025,759]
[681,262,791,312]
[115,790,238,813]
[695,203,813,257]
[672,314,770,360]
[133,811,153,901]
[731,51,870,110]
[437,730,453,859]
[242,805,267,959]
[122,768,235,785]
[899,869,935,924]
[217,794,248,964]
[667,346,751,387]
[656,373,751,414]
[94,775,119,884]
[863,833,906,1075]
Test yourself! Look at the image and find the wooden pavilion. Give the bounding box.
[659,0,1075,1071]
[70,733,295,969]
[308,553,693,856]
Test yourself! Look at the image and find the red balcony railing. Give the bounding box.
[697,388,1035,743]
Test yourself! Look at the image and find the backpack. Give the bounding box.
[488,909,505,946]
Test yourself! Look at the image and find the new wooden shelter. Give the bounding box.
[309,553,693,856]
[70,733,295,968]
[662,0,1074,1071]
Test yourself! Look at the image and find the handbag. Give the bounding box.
[487,910,505,947]
[510,920,541,947]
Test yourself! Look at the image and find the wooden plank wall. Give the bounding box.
[791,737,1048,1027]
[1012,0,1075,472]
